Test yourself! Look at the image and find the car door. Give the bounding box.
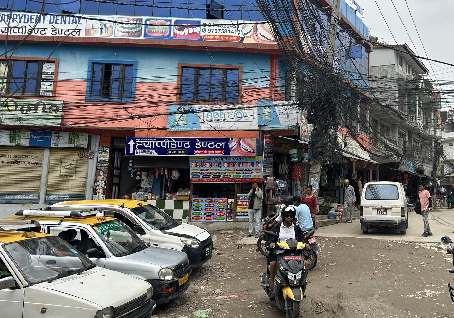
[0,256,23,318]
[46,225,108,267]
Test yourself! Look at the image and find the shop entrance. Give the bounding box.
[119,156,190,200]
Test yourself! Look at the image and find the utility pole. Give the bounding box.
[327,0,341,65]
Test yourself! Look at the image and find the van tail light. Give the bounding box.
[401,207,405,217]
[360,206,363,217]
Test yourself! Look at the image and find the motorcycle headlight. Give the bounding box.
[181,238,200,248]
[158,268,174,281]
[146,286,153,300]
[95,307,114,318]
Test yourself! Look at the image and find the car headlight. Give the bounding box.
[158,268,174,281]
[146,286,153,300]
[95,307,114,318]
[181,238,200,248]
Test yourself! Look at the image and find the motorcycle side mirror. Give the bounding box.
[441,236,453,245]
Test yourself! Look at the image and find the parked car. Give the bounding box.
[0,220,155,318]
[360,181,409,234]
[51,200,213,268]
[11,210,191,304]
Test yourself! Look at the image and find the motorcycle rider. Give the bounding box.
[267,205,305,295]
[275,197,313,233]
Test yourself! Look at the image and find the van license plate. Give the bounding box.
[377,208,387,215]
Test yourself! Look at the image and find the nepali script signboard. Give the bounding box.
[190,157,263,183]
[125,137,256,156]
[0,11,276,45]
[0,99,63,126]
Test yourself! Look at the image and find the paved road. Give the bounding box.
[316,209,454,243]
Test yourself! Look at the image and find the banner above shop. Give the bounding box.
[0,98,63,127]
[0,130,88,148]
[167,100,301,131]
[190,156,263,183]
[0,12,276,45]
[125,137,257,156]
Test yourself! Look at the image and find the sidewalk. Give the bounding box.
[315,208,454,243]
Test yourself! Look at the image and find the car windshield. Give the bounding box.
[4,236,94,286]
[131,205,176,230]
[365,184,399,200]
[93,220,147,257]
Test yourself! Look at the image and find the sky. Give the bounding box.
[357,0,454,105]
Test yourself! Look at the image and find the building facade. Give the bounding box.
[0,0,371,220]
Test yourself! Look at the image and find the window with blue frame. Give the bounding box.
[87,62,135,101]
[180,66,240,103]
[2,60,51,96]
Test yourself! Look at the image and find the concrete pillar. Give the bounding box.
[85,135,100,199]
[39,148,50,204]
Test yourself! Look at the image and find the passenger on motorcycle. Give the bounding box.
[267,205,305,293]
[275,197,313,233]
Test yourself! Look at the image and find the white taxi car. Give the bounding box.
[0,220,155,318]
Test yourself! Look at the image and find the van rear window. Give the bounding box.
[365,184,399,200]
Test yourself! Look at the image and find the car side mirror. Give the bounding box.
[442,236,453,245]
[86,247,105,259]
[0,277,16,290]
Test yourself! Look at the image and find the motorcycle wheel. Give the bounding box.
[285,299,300,318]
[306,249,317,271]
[257,234,270,257]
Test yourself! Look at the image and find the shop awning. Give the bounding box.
[338,133,377,164]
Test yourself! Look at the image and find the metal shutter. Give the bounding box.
[0,147,43,193]
[46,149,88,196]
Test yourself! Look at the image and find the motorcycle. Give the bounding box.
[257,213,319,271]
[441,236,454,302]
[261,236,308,318]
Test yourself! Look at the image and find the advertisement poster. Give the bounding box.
[143,18,172,39]
[190,157,263,183]
[235,194,250,219]
[126,137,256,156]
[114,17,143,38]
[0,11,276,44]
[263,133,273,177]
[201,19,242,42]
[191,197,227,222]
[85,16,114,37]
[173,19,201,41]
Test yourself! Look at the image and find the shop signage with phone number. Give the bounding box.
[190,157,263,183]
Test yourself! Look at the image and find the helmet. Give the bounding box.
[282,205,296,220]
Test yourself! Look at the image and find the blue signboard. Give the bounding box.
[29,131,52,147]
[125,137,235,156]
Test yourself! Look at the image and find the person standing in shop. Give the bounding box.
[248,183,263,237]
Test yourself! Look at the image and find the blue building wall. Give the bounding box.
[10,43,272,87]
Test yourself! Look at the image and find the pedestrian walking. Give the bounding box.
[418,185,432,237]
[302,186,318,228]
[248,183,263,237]
[344,179,356,223]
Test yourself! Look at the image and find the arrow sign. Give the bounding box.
[127,139,135,155]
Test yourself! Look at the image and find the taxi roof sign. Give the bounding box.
[16,210,103,218]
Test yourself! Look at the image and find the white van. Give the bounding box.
[360,181,409,234]
[0,221,155,318]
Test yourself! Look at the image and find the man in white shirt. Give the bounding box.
[267,206,304,293]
